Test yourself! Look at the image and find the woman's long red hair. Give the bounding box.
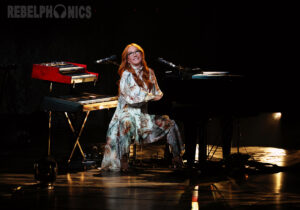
[117,43,153,95]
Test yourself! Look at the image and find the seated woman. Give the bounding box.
[99,43,184,172]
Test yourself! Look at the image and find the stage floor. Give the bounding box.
[1,145,300,210]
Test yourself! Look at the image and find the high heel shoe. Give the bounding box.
[121,154,129,172]
[172,156,184,168]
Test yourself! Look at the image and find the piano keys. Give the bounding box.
[42,92,118,112]
[32,61,98,84]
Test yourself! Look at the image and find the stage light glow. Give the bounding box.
[258,147,286,166]
[67,173,72,184]
[191,185,199,210]
[80,172,85,182]
[272,112,282,120]
[195,144,199,161]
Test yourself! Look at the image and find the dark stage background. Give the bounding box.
[0,1,298,154]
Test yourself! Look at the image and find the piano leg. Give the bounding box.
[184,116,208,167]
[65,111,90,163]
[170,102,209,167]
[198,119,208,162]
[184,120,197,167]
[220,114,233,159]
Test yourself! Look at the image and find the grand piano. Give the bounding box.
[149,58,278,167]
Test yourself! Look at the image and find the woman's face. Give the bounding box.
[127,46,142,67]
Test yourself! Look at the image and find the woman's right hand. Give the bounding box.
[145,93,155,102]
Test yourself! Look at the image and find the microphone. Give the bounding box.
[191,67,202,71]
[95,55,117,64]
[157,57,176,68]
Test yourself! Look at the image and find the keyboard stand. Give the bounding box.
[64,111,90,163]
[43,91,118,164]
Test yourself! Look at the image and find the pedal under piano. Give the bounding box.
[32,61,118,163]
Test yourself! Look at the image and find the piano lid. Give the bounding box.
[192,72,242,80]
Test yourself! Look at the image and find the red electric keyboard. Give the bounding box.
[32,61,98,84]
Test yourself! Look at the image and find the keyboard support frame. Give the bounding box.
[65,111,90,163]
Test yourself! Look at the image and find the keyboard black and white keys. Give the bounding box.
[42,92,118,112]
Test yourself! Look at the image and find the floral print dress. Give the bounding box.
[101,66,184,171]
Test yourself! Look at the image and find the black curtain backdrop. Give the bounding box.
[0,0,297,146]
